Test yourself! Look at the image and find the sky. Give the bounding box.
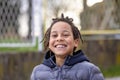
[87,0,103,6]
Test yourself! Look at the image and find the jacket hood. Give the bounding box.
[42,50,89,68]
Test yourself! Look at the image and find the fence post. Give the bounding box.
[32,0,43,51]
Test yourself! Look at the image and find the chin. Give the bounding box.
[55,53,68,56]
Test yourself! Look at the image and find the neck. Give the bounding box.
[55,55,66,67]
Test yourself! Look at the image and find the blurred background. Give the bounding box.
[0,0,120,80]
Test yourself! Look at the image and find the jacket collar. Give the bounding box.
[42,50,89,68]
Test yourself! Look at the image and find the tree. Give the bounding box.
[80,0,120,30]
[83,0,88,10]
[47,0,69,17]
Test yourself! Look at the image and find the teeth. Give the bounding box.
[56,45,65,48]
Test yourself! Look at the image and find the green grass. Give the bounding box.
[0,38,40,53]
[0,46,38,53]
[101,65,120,77]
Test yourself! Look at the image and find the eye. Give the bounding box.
[63,32,70,37]
[50,34,57,38]
[64,34,69,36]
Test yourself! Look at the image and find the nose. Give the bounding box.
[56,35,64,41]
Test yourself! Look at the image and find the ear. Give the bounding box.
[74,39,79,48]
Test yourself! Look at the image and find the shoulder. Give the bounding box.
[74,61,104,80]
[81,61,102,73]
[32,64,50,72]
[30,64,51,80]
[74,61,99,69]
[71,61,102,74]
[79,61,104,80]
[76,61,102,74]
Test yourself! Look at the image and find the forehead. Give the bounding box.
[51,21,72,32]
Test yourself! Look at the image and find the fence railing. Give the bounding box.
[0,0,37,47]
[81,30,120,40]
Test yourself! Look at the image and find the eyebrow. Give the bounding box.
[51,30,70,33]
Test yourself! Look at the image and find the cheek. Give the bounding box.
[67,38,74,43]
[66,40,74,48]
[68,39,77,47]
[48,39,54,48]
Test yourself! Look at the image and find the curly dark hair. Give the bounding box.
[42,13,83,50]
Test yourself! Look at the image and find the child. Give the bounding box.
[31,14,104,80]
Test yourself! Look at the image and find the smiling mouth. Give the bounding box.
[55,44,67,48]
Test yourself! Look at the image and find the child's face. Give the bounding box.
[49,21,79,57]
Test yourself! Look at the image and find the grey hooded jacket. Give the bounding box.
[31,50,104,80]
